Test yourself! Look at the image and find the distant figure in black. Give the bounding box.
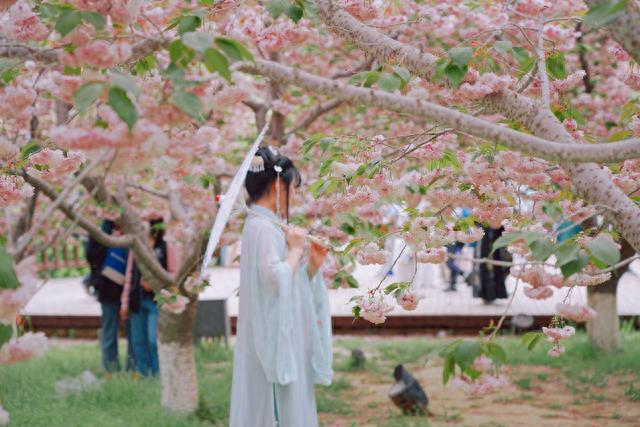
[473,226,508,304]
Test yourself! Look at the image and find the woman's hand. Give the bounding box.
[285,225,307,252]
[308,240,329,279]
[119,305,128,321]
[285,226,306,271]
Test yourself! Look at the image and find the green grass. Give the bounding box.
[2,332,640,426]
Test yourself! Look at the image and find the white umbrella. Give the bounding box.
[199,111,272,276]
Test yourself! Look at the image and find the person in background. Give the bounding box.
[473,225,509,304]
[444,208,471,292]
[85,220,136,373]
[120,218,175,377]
[445,241,465,292]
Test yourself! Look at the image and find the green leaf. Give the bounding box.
[182,31,214,52]
[378,72,402,92]
[512,47,531,63]
[171,91,202,119]
[267,0,290,18]
[518,56,536,78]
[82,12,105,30]
[452,340,481,369]
[169,40,195,67]
[107,87,138,131]
[109,72,139,97]
[448,47,473,67]
[522,331,544,351]
[608,130,633,142]
[393,66,411,87]
[352,305,361,319]
[546,52,567,80]
[529,238,555,262]
[215,37,254,61]
[444,63,467,88]
[0,245,20,290]
[443,354,455,384]
[309,179,325,198]
[133,55,157,76]
[586,234,621,267]
[560,251,589,278]
[383,282,410,295]
[345,274,358,288]
[203,48,231,81]
[486,342,507,365]
[349,71,380,87]
[554,242,580,266]
[492,41,513,54]
[492,231,541,253]
[286,4,304,22]
[583,0,628,29]
[0,324,13,348]
[178,15,202,35]
[55,10,83,37]
[73,82,104,114]
[21,142,40,159]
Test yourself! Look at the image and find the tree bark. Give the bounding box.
[157,299,199,413]
[586,239,635,353]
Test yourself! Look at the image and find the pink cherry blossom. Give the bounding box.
[456,227,484,244]
[0,136,19,161]
[60,41,132,68]
[547,345,565,357]
[1,1,48,42]
[0,332,48,364]
[556,303,597,322]
[359,295,394,324]
[630,116,640,136]
[607,44,629,61]
[542,325,575,342]
[624,73,640,90]
[395,289,423,311]
[159,289,189,315]
[0,176,34,207]
[515,0,548,16]
[523,285,554,300]
[471,355,493,373]
[356,242,390,265]
[28,149,85,183]
[416,247,447,264]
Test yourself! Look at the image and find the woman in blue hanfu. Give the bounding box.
[229,147,333,427]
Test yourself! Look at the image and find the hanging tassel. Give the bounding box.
[249,155,265,173]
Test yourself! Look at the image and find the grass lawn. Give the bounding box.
[1,331,640,426]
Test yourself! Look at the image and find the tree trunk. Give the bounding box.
[157,299,199,413]
[586,239,634,352]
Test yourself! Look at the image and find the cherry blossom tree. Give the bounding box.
[2,0,640,415]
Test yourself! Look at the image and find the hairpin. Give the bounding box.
[249,154,265,173]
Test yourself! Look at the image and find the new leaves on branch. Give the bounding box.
[107,87,137,130]
[583,0,629,29]
[73,82,104,114]
[0,245,19,291]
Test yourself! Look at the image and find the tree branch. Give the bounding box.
[242,59,640,164]
[21,172,133,248]
[582,0,640,63]
[286,98,343,136]
[311,0,640,253]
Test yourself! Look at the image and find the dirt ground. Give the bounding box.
[319,356,640,427]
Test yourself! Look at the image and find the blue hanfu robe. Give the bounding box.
[229,205,333,427]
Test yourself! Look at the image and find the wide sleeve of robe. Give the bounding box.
[296,265,333,385]
[250,221,298,385]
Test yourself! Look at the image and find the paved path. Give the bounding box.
[22,261,640,318]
